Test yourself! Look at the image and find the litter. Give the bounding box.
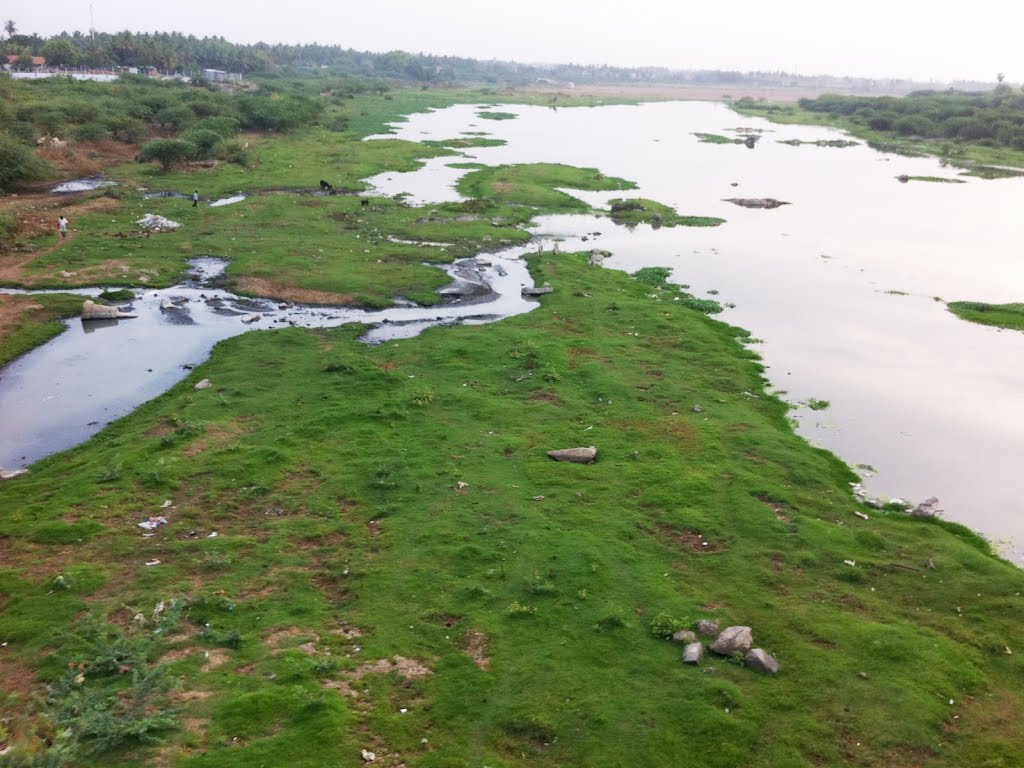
[853,511,870,520]
[161,500,173,509]
[843,559,856,567]
[136,214,180,231]
[145,559,161,566]
[138,516,169,530]
[207,531,218,538]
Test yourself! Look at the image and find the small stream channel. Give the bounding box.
[0,252,540,471]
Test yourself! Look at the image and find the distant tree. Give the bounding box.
[3,20,15,39]
[42,38,78,67]
[138,138,196,171]
[997,72,1005,84]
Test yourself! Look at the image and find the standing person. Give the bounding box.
[192,190,199,207]
[58,216,68,238]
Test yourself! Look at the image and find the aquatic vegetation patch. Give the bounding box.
[693,132,744,144]
[608,198,724,228]
[422,137,507,148]
[457,162,636,211]
[476,111,517,121]
[947,301,1024,331]
[777,138,859,148]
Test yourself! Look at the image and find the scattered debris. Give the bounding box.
[843,559,856,567]
[361,749,376,762]
[138,516,169,530]
[81,300,137,320]
[144,559,161,567]
[136,214,181,231]
[853,511,870,520]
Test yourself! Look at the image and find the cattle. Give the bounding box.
[320,180,333,191]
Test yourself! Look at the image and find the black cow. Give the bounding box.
[320,180,333,191]
[361,198,369,207]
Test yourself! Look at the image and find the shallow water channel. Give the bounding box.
[365,101,1024,561]
[0,254,537,470]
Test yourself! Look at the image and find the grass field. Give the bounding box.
[2,84,1024,768]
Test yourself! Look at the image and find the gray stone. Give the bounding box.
[194,379,212,391]
[671,629,697,645]
[81,300,136,320]
[910,496,942,519]
[546,446,597,464]
[724,198,789,209]
[691,404,703,413]
[710,626,753,656]
[522,283,554,297]
[695,619,719,637]
[744,648,779,674]
[0,468,30,481]
[682,642,705,665]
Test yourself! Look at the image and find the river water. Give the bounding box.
[3,100,1023,561]
[365,101,1024,561]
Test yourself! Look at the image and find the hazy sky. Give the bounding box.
[8,0,1020,83]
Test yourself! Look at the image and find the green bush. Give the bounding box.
[180,127,222,160]
[138,138,197,171]
[0,134,53,192]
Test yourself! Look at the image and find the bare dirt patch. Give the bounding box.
[352,655,432,681]
[461,630,490,671]
[182,419,253,458]
[649,523,723,553]
[234,277,357,306]
[0,656,38,698]
[201,649,230,672]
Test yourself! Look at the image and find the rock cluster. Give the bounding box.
[677,621,779,674]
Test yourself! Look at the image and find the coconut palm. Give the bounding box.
[3,20,16,38]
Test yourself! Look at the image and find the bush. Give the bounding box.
[180,128,222,160]
[219,140,249,166]
[138,138,197,171]
[0,134,53,192]
[650,611,687,639]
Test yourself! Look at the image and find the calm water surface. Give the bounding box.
[368,101,1024,560]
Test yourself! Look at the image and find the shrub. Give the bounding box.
[139,138,197,171]
[180,128,222,160]
[650,611,687,639]
[0,133,52,192]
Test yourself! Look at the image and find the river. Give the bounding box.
[366,100,1024,561]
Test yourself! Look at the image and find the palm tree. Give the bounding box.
[3,20,15,39]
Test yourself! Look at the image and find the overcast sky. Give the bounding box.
[7,0,1020,83]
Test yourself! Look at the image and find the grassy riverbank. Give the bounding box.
[3,82,1024,767]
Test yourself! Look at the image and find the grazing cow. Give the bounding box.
[320,180,333,191]
[360,198,369,207]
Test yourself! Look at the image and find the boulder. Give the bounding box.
[682,642,705,665]
[710,626,753,656]
[910,497,942,519]
[194,379,212,391]
[695,619,720,637]
[546,447,597,464]
[671,629,697,644]
[745,648,779,674]
[81,300,137,320]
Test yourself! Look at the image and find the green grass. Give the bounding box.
[777,139,859,148]
[3,254,1024,767]
[476,111,518,121]
[422,137,507,148]
[457,163,636,210]
[904,176,966,184]
[0,293,85,366]
[948,301,1024,331]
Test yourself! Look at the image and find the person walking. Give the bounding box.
[192,190,199,207]
[58,216,68,238]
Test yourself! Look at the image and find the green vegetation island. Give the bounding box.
[2,28,1024,768]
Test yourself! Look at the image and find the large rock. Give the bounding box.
[745,648,780,674]
[695,619,720,637]
[710,626,753,656]
[682,642,705,665]
[671,629,697,644]
[81,300,136,320]
[910,497,942,519]
[546,447,597,464]
[522,283,554,297]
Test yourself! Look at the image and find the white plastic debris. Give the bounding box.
[138,516,168,530]
[136,214,180,231]
[843,559,856,567]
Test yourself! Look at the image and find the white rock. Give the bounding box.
[194,379,212,390]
